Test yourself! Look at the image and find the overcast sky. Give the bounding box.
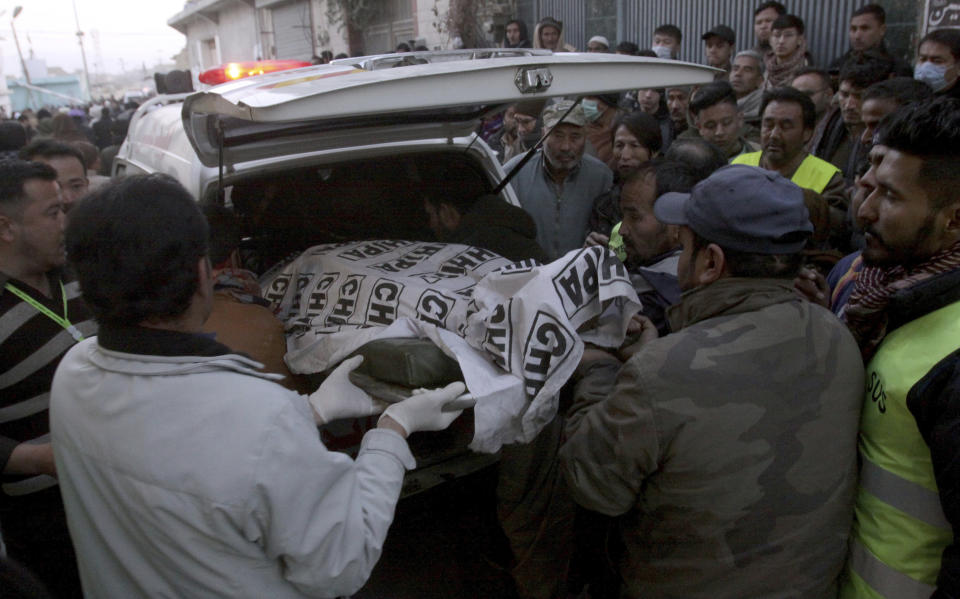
[0,0,188,77]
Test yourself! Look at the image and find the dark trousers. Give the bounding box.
[0,486,83,599]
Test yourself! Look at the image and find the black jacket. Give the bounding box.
[901,268,960,598]
[446,195,548,263]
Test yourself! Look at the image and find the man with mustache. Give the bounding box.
[810,58,893,186]
[505,101,613,260]
[732,87,848,248]
[838,96,960,599]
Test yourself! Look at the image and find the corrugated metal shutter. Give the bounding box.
[273,1,313,60]
[536,0,874,70]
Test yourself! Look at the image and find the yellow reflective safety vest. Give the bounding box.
[730,152,840,194]
[840,299,960,598]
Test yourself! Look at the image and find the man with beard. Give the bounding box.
[791,68,834,130]
[753,1,785,55]
[561,164,863,598]
[731,50,766,126]
[838,97,960,599]
[666,86,692,137]
[702,25,736,80]
[732,87,847,248]
[491,99,545,163]
[810,58,893,185]
[617,160,697,336]
[504,101,613,260]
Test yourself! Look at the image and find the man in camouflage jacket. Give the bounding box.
[559,165,864,598]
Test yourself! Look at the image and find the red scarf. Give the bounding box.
[842,239,960,360]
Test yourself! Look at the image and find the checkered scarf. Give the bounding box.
[842,239,960,360]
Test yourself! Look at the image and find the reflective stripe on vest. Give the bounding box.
[842,298,960,597]
[844,538,936,599]
[729,152,839,194]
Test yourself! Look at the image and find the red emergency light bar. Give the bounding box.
[198,59,312,85]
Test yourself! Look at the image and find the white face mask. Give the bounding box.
[652,45,673,59]
[915,61,952,92]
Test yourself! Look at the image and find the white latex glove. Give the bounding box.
[309,356,386,425]
[378,382,469,436]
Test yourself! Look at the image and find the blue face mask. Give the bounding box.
[915,61,952,92]
[652,45,673,59]
[581,99,601,122]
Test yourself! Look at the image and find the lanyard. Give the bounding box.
[4,280,85,342]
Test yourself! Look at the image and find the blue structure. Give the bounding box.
[8,76,84,111]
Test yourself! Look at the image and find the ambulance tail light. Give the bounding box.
[198,59,312,85]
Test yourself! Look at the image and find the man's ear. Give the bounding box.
[197,256,214,297]
[666,224,681,247]
[697,243,728,285]
[802,126,814,145]
[438,203,461,230]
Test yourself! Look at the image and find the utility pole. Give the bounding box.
[10,6,35,110]
[72,0,93,101]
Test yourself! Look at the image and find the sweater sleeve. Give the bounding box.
[251,397,415,598]
[907,349,960,597]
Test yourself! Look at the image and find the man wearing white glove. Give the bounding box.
[48,175,469,599]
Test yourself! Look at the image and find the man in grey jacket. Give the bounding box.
[560,165,864,598]
[49,174,470,598]
[504,101,613,261]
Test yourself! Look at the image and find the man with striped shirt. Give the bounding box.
[0,160,95,597]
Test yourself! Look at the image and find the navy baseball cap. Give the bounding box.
[702,25,736,45]
[654,164,812,254]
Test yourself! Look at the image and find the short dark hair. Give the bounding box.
[621,159,699,209]
[652,159,702,195]
[754,1,786,17]
[691,229,803,278]
[616,41,640,55]
[654,24,682,44]
[772,14,805,35]
[663,138,728,181]
[863,77,935,105]
[875,97,960,210]
[65,174,209,326]
[70,141,99,170]
[793,67,834,92]
[610,110,662,155]
[761,86,817,130]
[920,29,960,61]
[0,160,57,214]
[18,139,85,169]
[852,4,886,25]
[203,204,240,267]
[689,81,738,116]
[839,53,894,88]
[0,121,27,152]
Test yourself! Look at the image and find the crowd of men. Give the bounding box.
[2,3,960,599]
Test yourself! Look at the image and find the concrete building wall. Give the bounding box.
[218,3,260,62]
[313,0,351,56]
